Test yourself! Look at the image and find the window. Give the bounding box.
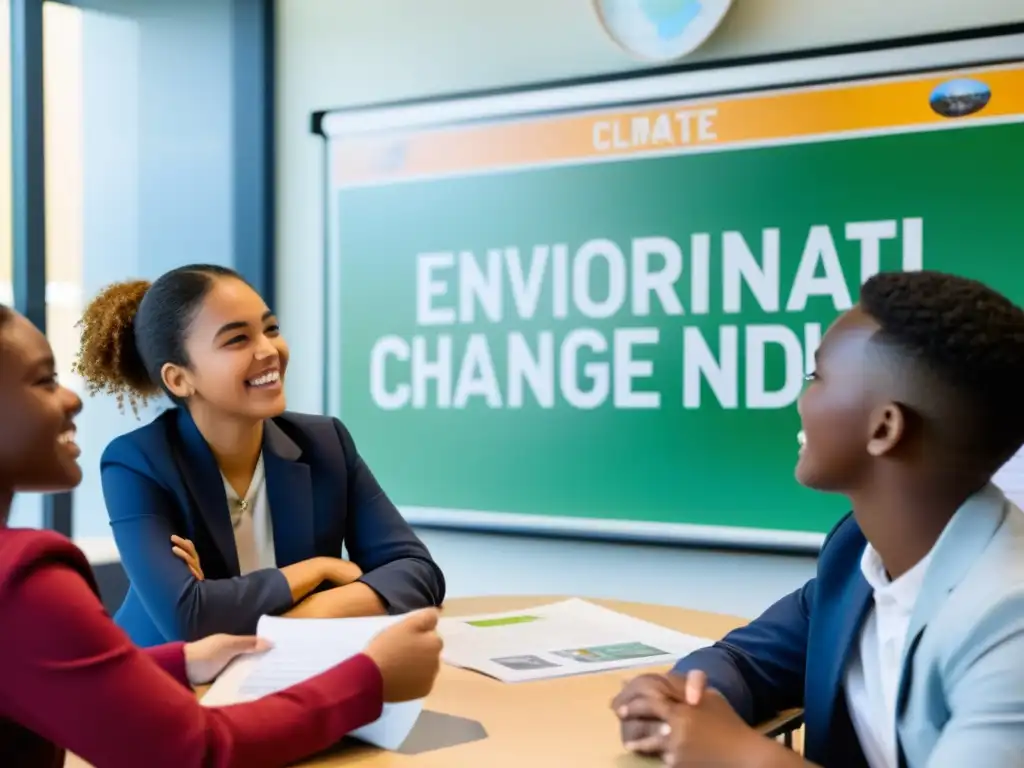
[42,0,249,540]
[1,0,270,539]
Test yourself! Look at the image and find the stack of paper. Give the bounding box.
[438,598,713,683]
[201,614,423,751]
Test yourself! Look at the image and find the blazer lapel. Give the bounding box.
[895,483,1008,712]
[262,418,316,568]
[805,560,872,761]
[172,408,240,575]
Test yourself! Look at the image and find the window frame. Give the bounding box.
[7,0,276,536]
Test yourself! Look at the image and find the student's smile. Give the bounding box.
[57,422,81,459]
[245,366,283,393]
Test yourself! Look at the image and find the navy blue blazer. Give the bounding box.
[673,484,1024,768]
[674,514,871,766]
[100,407,445,647]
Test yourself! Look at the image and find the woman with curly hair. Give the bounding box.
[75,265,445,646]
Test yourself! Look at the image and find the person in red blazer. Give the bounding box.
[0,303,443,768]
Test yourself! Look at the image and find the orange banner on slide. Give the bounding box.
[331,64,1024,188]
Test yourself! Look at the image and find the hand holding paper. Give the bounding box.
[365,608,444,702]
[202,610,443,751]
[183,633,271,685]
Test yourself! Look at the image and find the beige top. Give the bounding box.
[221,453,276,574]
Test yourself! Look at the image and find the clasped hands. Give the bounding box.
[170,535,362,586]
[612,670,772,766]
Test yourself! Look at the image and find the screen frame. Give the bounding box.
[316,31,1024,552]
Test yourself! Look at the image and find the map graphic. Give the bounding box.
[596,0,732,60]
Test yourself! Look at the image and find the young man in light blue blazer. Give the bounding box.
[614,270,1024,768]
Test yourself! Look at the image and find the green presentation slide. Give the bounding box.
[319,50,1024,550]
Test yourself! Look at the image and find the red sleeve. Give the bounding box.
[141,642,191,687]
[0,536,384,768]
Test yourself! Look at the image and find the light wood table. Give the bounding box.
[67,595,801,767]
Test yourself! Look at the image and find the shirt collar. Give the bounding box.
[860,542,933,610]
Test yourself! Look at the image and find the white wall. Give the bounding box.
[275,0,1023,618]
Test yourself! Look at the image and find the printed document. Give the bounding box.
[201,614,423,751]
[438,598,713,683]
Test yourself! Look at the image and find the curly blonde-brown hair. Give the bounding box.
[74,280,161,414]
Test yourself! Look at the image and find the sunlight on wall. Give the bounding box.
[43,1,85,387]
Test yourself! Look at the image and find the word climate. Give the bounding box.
[369,218,923,411]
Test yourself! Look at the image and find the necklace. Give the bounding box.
[231,497,250,527]
[225,454,264,529]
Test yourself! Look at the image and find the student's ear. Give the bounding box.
[866,402,906,456]
[161,362,194,401]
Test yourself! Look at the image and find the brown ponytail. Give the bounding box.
[74,264,245,414]
[74,280,160,413]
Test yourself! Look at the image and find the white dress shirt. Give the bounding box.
[844,544,933,768]
[222,453,277,575]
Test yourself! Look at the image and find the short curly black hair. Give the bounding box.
[859,269,1024,467]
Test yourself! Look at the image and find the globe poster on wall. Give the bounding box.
[594,0,733,61]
